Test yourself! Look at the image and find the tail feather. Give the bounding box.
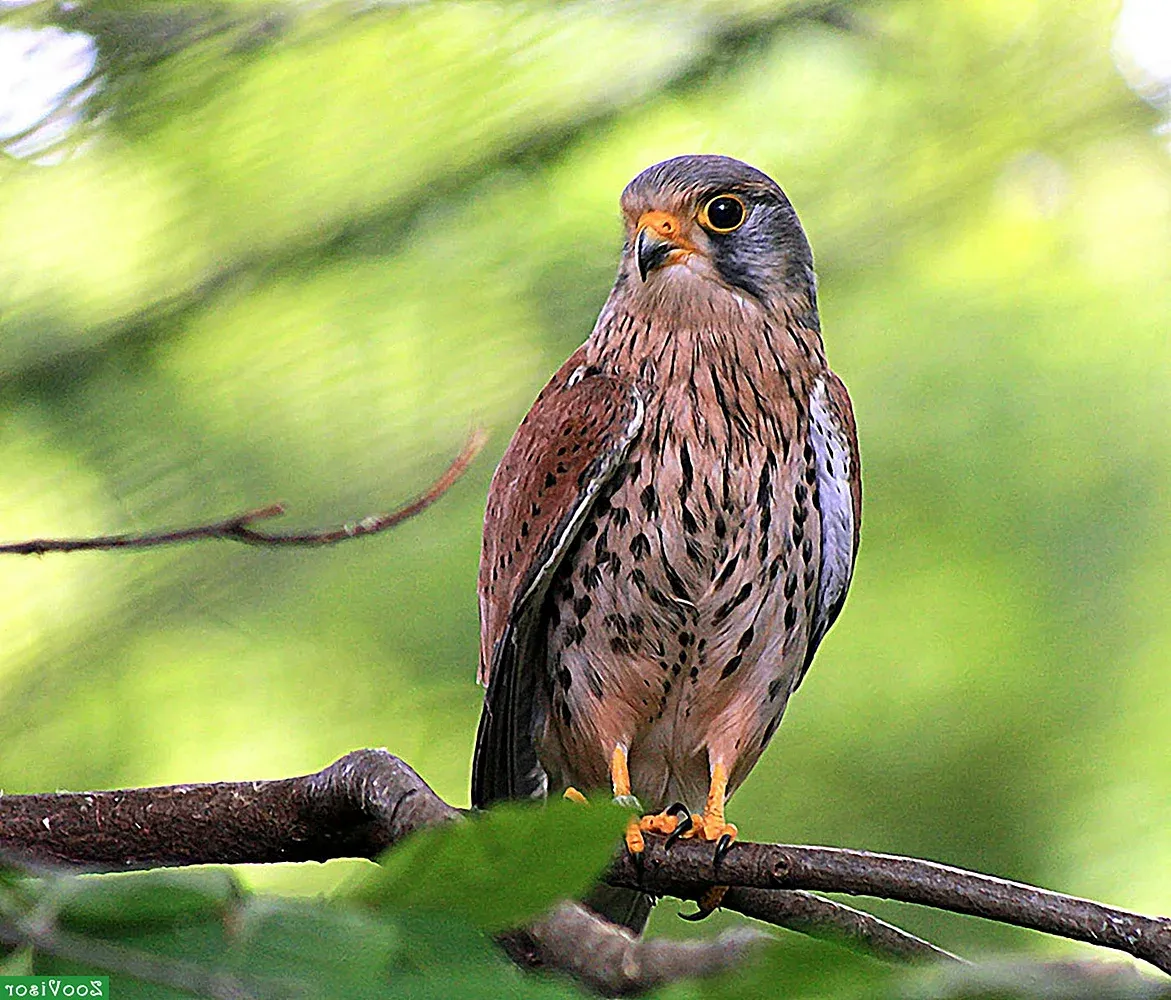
[583,883,654,935]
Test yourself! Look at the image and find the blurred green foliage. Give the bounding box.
[1,0,1169,993]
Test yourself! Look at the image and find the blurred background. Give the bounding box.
[1,0,1168,966]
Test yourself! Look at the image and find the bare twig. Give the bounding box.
[0,912,256,1000]
[722,887,965,964]
[0,431,485,556]
[608,841,1171,975]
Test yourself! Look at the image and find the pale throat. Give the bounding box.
[585,263,818,383]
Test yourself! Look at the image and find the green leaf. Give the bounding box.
[36,890,579,1000]
[352,797,628,932]
[224,897,402,999]
[56,868,241,932]
[690,933,900,1000]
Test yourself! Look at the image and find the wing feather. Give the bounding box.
[802,372,862,670]
[472,352,644,808]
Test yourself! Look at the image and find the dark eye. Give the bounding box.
[699,194,746,233]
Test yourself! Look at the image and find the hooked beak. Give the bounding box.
[636,227,676,281]
[635,210,695,282]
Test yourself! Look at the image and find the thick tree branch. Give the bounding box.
[3,749,1169,984]
[0,750,457,870]
[0,431,484,556]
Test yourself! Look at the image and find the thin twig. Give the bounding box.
[609,841,1171,975]
[721,887,965,964]
[0,905,256,1000]
[0,431,485,555]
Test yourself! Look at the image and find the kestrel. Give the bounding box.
[472,155,860,930]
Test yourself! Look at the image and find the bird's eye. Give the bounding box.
[699,194,746,233]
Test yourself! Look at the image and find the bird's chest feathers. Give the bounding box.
[549,361,813,728]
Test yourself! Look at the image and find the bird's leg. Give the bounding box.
[563,787,589,805]
[610,746,641,811]
[691,761,738,846]
[679,761,737,920]
[610,745,695,854]
[609,745,649,854]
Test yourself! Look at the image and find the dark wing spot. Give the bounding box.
[714,582,753,625]
[720,655,743,680]
[640,484,659,516]
[714,553,740,588]
[629,533,651,560]
[737,626,754,652]
[587,668,604,699]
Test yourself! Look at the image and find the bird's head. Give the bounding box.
[618,154,815,312]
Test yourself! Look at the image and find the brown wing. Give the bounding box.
[472,351,644,807]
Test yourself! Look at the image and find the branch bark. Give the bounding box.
[3,748,1169,985]
[0,431,484,555]
[608,841,1171,975]
[500,901,769,997]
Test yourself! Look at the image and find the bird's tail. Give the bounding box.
[583,883,654,934]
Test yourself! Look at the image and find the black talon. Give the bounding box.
[664,803,693,847]
[679,885,727,921]
[678,902,716,922]
[713,832,734,869]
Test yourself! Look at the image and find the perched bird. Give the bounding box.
[472,154,860,930]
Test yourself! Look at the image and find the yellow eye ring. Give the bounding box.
[699,194,746,233]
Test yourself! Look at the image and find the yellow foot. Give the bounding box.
[691,815,739,845]
[625,815,645,855]
[563,786,589,805]
[624,805,695,854]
